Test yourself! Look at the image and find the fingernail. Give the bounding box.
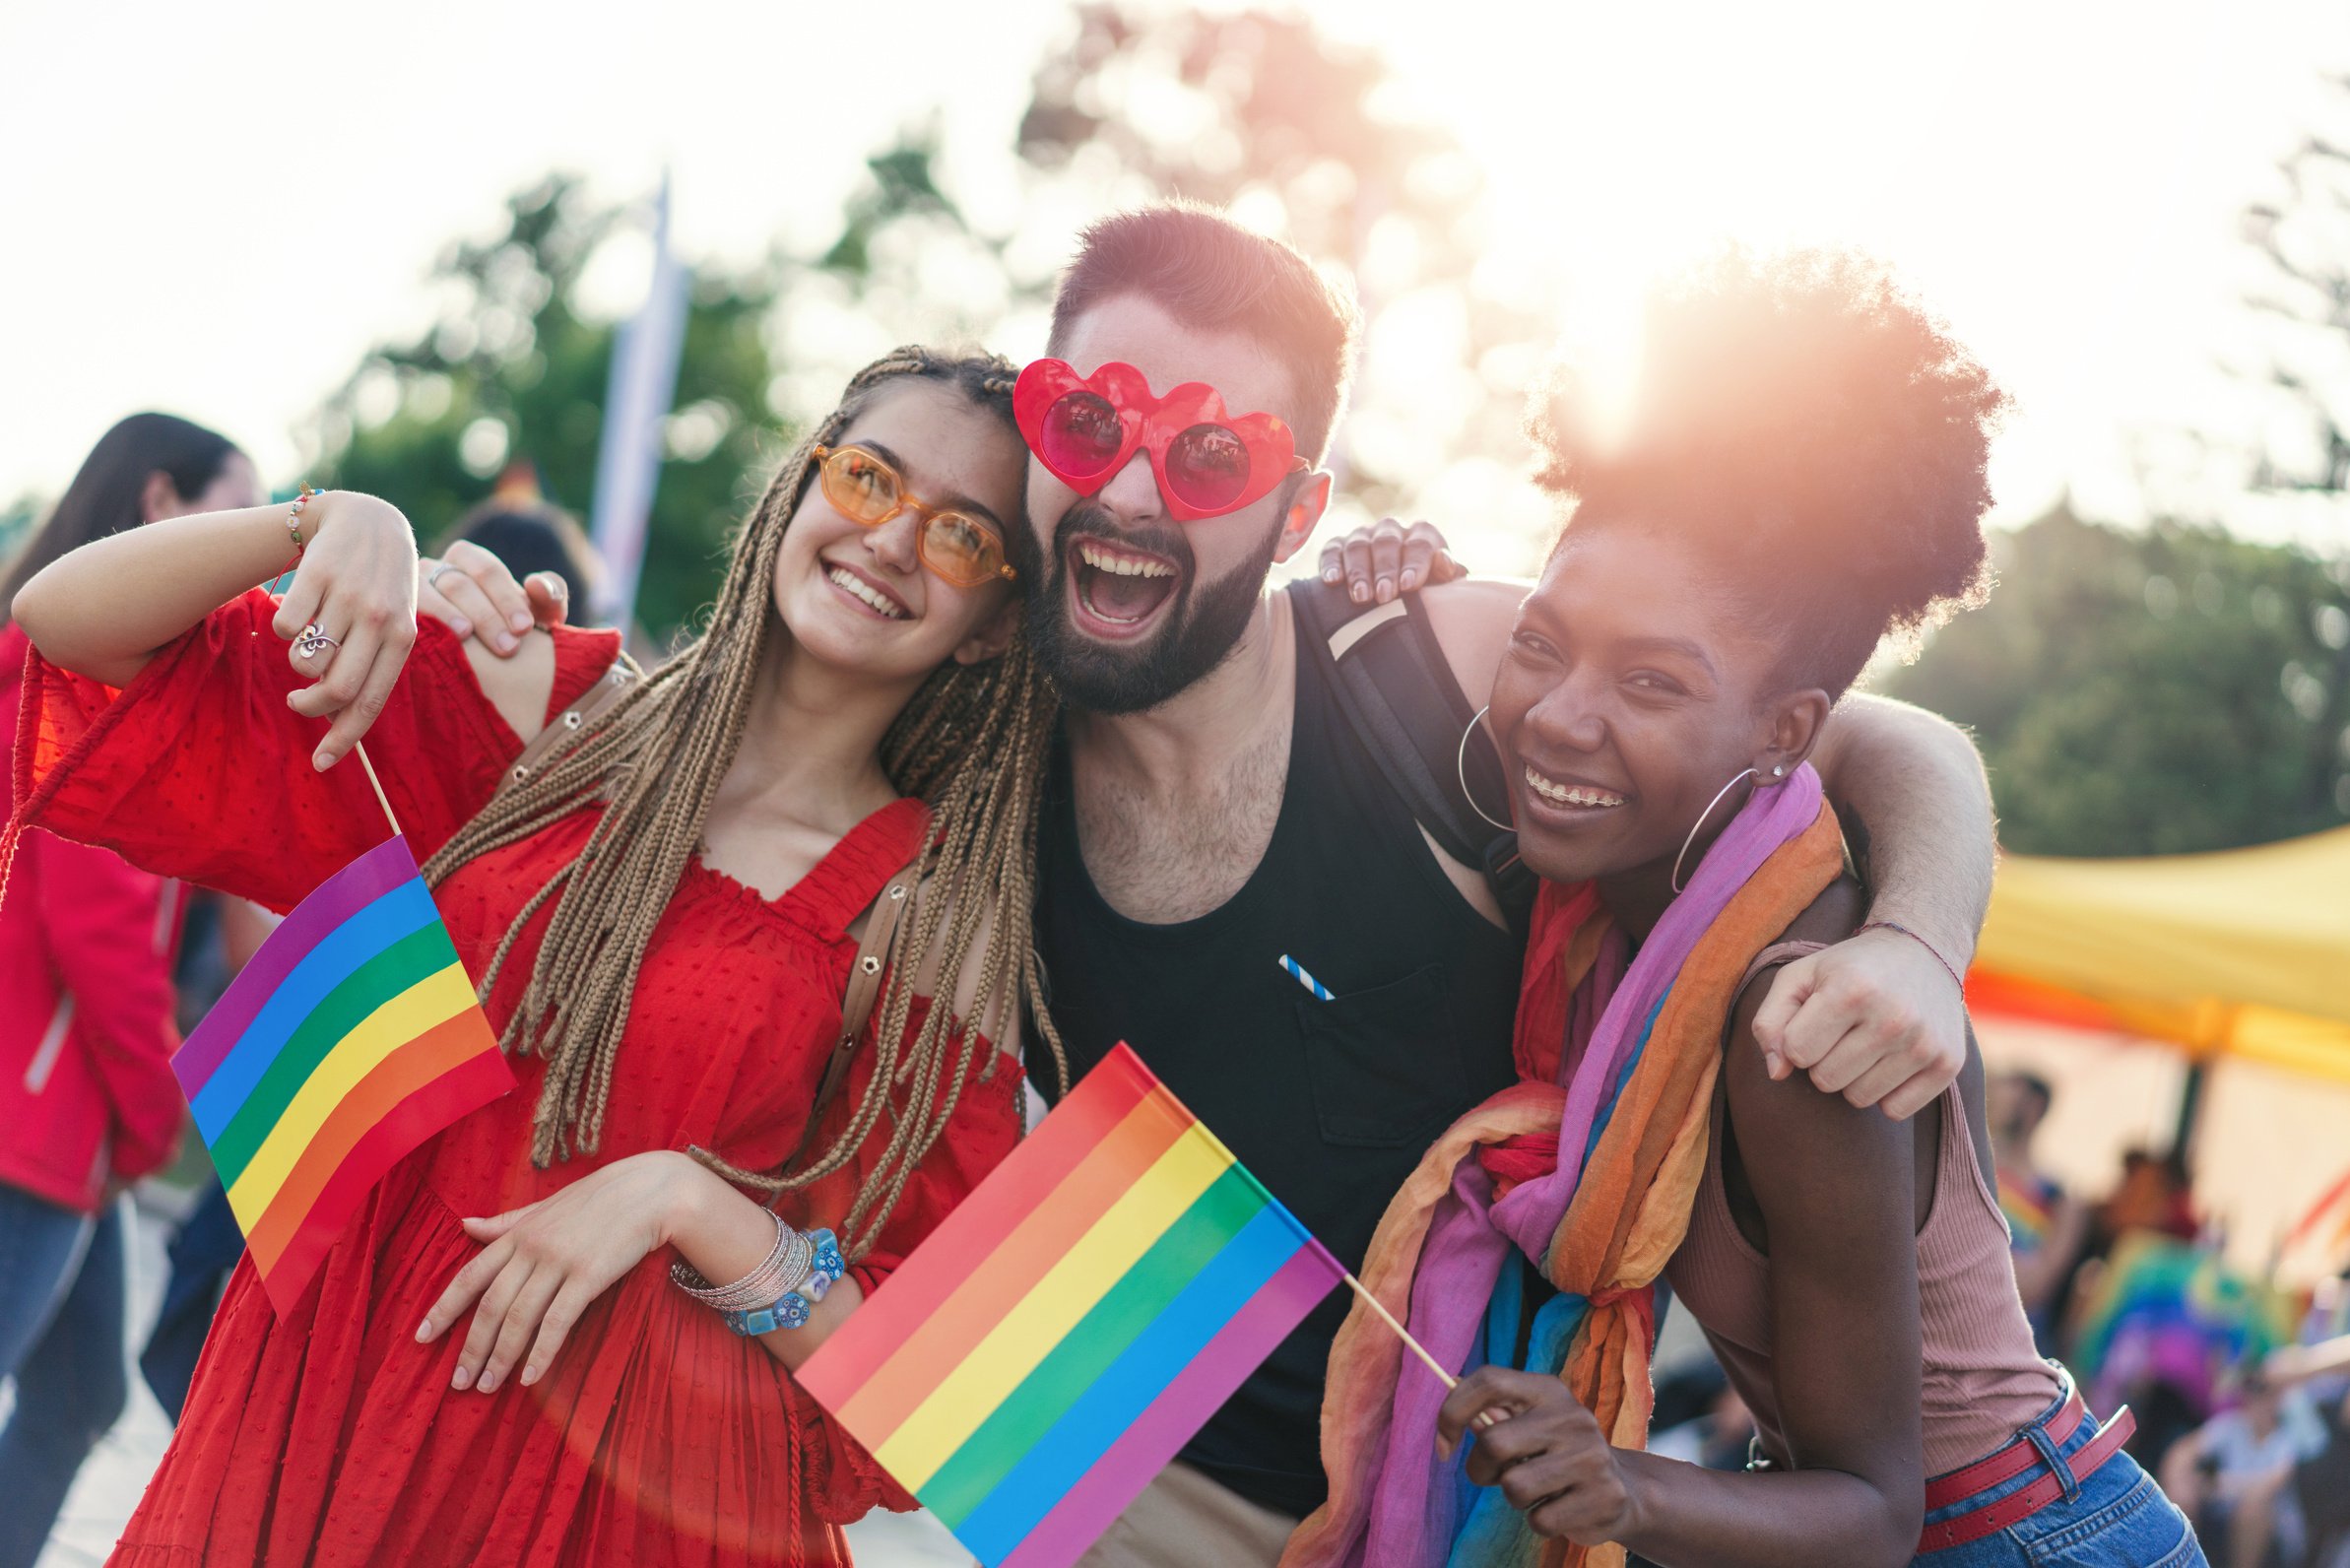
[478,1371,497,1394]
[496,634,517,654]
[1402,570,1417,590]
[417,1319,431,1342]
[1376,578,1394,603]
[313,751,333,771]
[1350,583,1368,603]
[509,611,532,633]
[451,1366,472,1390]
[521,1365,539,1387]
[449,619,471,638]
[1323,566,1338,583]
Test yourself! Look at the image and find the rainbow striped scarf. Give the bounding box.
[1283,767,1844,1568]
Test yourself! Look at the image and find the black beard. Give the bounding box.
[1024,500,1281,716]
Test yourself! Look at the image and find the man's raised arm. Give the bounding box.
[1755,691,1992,1119]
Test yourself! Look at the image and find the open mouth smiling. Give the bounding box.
[1070,538,1181,634]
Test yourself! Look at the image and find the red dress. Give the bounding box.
[9,590,1024,1567]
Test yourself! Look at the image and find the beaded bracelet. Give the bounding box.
[284,485,320,563]
[669,1211,815,1313]
[724,1229,845,1337]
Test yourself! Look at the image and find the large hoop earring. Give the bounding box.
[1458,706,1513,832]
[1670,767,1760,894]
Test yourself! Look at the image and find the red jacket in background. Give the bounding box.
[1,622,185,1211]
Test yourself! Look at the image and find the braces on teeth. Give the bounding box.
[1524,766,1625,808]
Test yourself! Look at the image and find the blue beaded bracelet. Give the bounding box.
[723,1229,845,1337]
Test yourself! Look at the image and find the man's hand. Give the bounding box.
[417,541,571,656]
[1750,926,1967,1119]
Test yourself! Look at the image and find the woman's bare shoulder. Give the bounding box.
[459,625,558,741]
[1776,872,1867,952]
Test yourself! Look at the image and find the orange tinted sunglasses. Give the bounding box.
[812,444,1016,588]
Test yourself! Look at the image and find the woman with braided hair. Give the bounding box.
[8,347,1064,1565]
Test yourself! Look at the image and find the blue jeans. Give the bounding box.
[140,1179,242,1421]
[0,1186,130,1568]
[1917,1383,2206,1566]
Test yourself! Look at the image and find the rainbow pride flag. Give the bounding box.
[1996,1167,2058,1252]
[798,1043,1342,1568]
[175,836,511,1316]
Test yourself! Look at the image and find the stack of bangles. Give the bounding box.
[670,1213,845,1336]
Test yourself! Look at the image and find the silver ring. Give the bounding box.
[294,623,342,661]
[428,563,465,593]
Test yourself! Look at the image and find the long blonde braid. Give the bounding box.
[422,346,1068,1259]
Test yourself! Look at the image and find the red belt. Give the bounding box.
[1917,1393,2137,1553]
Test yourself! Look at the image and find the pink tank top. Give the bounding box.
[1661,942,2062,1478]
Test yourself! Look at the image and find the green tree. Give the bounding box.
[2238,72,2350,822]
[304,175,782,641]
[1887,502,2350,855]
[306,143,999,643]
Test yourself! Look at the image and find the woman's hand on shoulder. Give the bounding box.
[1316,516,1467,605]
[418,1148,707,1395]
[274,491,423,771]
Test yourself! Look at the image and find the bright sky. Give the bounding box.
[5,0,2345,564]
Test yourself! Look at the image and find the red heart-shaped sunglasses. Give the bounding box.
[1013,359,1306,522]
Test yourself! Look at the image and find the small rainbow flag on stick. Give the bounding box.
[799,1043,1345,1568]
[176,832,511,1317]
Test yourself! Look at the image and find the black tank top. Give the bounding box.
[1033,588,1526,1519]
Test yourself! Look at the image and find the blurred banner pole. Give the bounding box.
[589,173,691,629]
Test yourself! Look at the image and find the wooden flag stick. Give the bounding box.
[352,743,405,841]
[1342,1271,1506,1430]
[1341,1271,1457,1390]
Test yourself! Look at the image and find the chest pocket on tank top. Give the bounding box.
[1295,964,1470,1148]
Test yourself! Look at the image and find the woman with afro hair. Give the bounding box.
[1291,251,2201,1568]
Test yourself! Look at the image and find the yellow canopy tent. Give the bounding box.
[1969,823,2350,1085]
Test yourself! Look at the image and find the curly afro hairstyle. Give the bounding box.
[1527,247,2006,700]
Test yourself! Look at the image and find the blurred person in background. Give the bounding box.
[2097,1147,2200,1247]
[2074,1146,2211,1462]
[0,413,261,1568]
[1990,1069,2089,1357]
[2160,1364,2328,1568]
